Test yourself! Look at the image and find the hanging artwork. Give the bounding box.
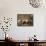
[29,0,44,8]
[1,17,12,32]
[17,14,33,26]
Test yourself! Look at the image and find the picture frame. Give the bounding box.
[17,14,33,26]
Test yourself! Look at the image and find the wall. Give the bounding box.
[0,0,46,40]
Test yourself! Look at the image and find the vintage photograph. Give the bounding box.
[17,14,33,26]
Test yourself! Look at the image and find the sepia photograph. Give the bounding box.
[17,14,33,26]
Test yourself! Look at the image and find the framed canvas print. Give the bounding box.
[17,14,33,26]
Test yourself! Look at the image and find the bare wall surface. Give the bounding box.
[0,0,46,40]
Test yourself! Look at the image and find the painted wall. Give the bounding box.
[0,0,46,40]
